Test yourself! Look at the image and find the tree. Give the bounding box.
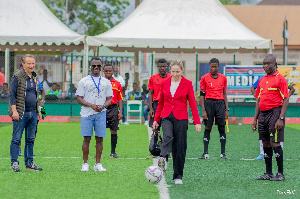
[42,0,130,36]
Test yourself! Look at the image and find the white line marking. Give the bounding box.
[147,126,171,199]
[0,157,296,160]
[0,157,148,160]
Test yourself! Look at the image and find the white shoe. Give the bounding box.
[174,179,183,184]
[144,121,149,125]
[122,122,129,125]
[81,163,89,172]
[158,157,167,172]
[94,163,106,172]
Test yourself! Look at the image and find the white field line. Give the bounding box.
[147,126,171,199]
[0,156,296,161]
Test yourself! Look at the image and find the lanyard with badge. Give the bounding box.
[90,74,101,97]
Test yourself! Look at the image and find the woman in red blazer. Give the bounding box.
[153,60,201,185]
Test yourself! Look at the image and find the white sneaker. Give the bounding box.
[122,122,129,125]
[158,157,167,172]
[174,179,183,184]
[144,121,149,125]
[94,163,106,172]
[81,163,89,172]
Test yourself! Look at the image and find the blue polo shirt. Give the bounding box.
[10,76,37,112]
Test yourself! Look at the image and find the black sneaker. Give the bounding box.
[255,173,274,180]
[199,153,209,159]
[220,153,228,159]
[270,173,285,181]
[110,153,119,158]
[25,162,43,171]
[12,162,20,172]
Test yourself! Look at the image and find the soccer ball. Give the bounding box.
[145,166,163,183]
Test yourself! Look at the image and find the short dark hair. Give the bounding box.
[104,63,113,69]
[90,57,101,62]
[209,58,219,66]
[157,59,167,64]
[133,82,137,85]
[3,83,8,86]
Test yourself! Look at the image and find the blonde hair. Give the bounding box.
[22,54,36,63]
[170,60,184,70]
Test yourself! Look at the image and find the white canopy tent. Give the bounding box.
[0,0,84,47]
[0,0,86,80]
[87,0,272,50]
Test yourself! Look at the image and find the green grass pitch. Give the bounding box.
[0,123,299,198]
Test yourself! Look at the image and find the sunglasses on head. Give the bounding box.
[91,65,102,68]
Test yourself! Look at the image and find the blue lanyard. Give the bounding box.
[90,75,101,96]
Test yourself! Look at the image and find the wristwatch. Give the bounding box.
[280,117,285,120]
[225,108,230,111]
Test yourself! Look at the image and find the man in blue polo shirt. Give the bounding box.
[9,54,43,172]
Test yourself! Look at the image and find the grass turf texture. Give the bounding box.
[0,123,299,198]
[166,124,300,198]
[0,123,158,199]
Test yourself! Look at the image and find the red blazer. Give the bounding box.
[154,76,201,124]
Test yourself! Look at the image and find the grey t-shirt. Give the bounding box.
[76,75,113,117]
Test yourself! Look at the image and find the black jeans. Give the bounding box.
[161,112,188,180]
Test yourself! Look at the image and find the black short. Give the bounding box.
[106,104,119,131]
[258,107,284,142]
[149,101,161,130]
[203,99,225,127]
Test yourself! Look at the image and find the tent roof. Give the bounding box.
[226,5,300,48]
[0,0,85,46]
[87,0,271,50]
[65,46,134,57]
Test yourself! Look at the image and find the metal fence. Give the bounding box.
[1,51,299,119]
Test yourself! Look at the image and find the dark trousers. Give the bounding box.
[11,110,38,166]
[161,112,188,179]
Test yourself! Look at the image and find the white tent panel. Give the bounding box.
[87,0,271,49]
[0,0,84,46]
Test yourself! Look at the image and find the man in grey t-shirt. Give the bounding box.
[76,57,113,172]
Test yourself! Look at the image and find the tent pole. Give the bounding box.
[269,40,273,54]
[5,48,10,83]
[83,36,89,77]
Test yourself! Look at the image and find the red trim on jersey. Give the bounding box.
[148,73,171,101]
[255,71,289,111]
[200,73,227,100]
[110,78,123,105]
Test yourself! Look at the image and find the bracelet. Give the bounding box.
[40,100,45,103]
